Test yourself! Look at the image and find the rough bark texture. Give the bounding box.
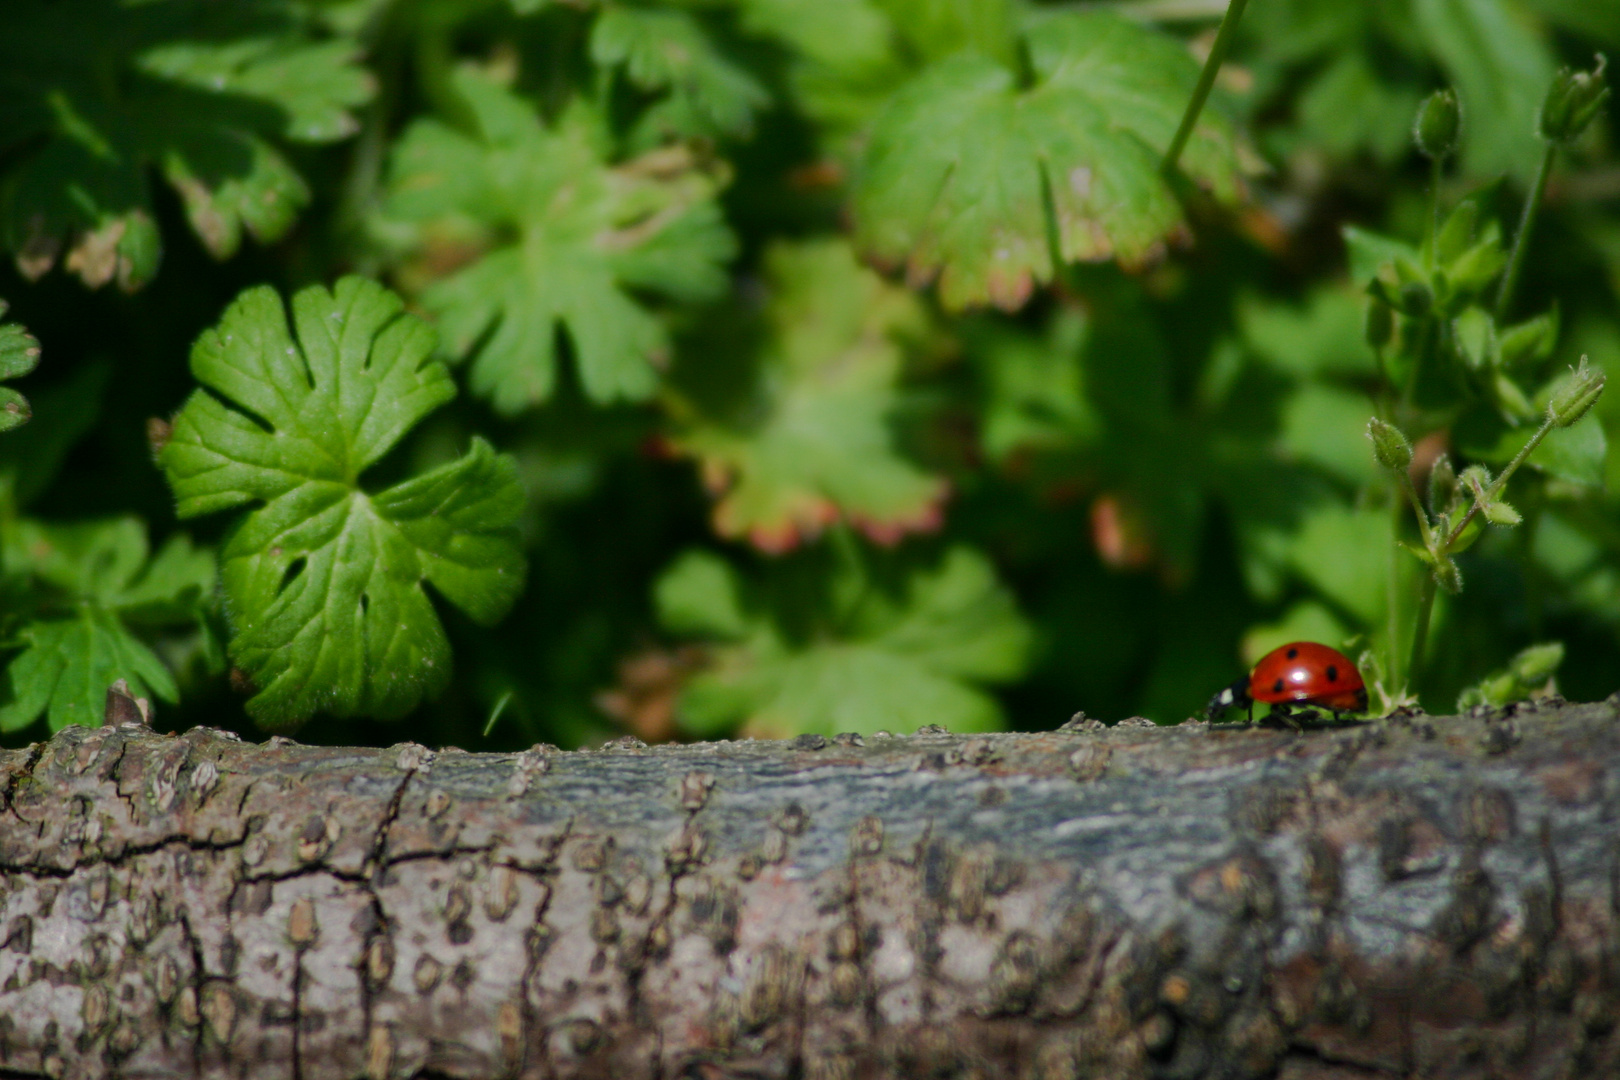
[2,694,1619,1080]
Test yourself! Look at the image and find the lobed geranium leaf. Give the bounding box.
[0,0,373,288]
[657,544,1032,738]
[739,0,1015,148]
[852,11,1245,311]
[160,276,526,728]
[667,239,948,552]
[0,516,213,732]
[590,7,770,143]
[380,68,735,413]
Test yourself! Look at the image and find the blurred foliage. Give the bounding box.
[0,0,1615,751]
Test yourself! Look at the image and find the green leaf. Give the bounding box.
[159,276,527,728]
[0,515,212,732]
[1457,405,1608,488]
[0,360,106,505]
[0,1,373,286]
[851,10,1245,311]
[667,239,948,552]
[1295,52,1423,164]
[0,611,175,733]
[739,0,1011,145]
[380,69,735,412]
[972,307,1097,462]
[1497,309,1558,368]
[1280,385,1381,484]
[1521,0,1620,48]
[1510,640,1564,683]
[1442,229,1508,306]
[1453,306,1496,370]
[661,544,1033,738]
[655,549,751,640]
[1533,416,1608,487]
[1283,504,1396,627]
[590,7,770,143]
[1344,226,1419,287]
[0,300,40,433]
[1238,287,1376,379]
[1456,640,1564,709]
[1479,496,1522,526]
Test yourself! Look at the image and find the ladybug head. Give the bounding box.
[1205,675,1251,721]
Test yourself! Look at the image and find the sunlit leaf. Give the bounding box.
[667,239,948,552]
[160,276,526,728]
[0,0,372,287]
[591,7,769,143]
[852,10,1245,311]
[658,544,1032,737]
[381,68,734,412]
[0,516,212,731]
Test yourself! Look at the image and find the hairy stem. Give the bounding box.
[1388,491,1404,693]
[1396,465,1434,549]
[1163,0,1249,174]
[1496,144,1556,321]
[1427,156,1444,267]
[1445,414,1556,549]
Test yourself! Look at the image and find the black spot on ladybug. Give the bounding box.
[1326,665,1338,682]
[1286,648,1298,659]
[1272,678,1285,695]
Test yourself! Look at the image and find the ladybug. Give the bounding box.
[1206,641,1368,725]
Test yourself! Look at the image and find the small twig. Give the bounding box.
[1496,144,1557,321]
[1163,0,1248,175]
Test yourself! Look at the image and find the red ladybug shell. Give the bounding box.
[1249,642,1366,711]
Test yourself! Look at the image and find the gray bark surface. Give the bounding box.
[1,693,1619,1080]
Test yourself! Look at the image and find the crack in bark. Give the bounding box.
[0,831,251,880]
[175,907,208,1079]
[352,749,428,1080]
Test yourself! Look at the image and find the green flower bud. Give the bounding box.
[1547,356,1606,428]
[1509,642,1563,684]
[1539,56,1610,145]
[1414,89,1461,159]
[1364,297,1394,350]
[1427,453,1456,515]
[1434,555,1463,594]
[1399,281,1432,318]
[1366,417,1413,473]
[1480,497,1521,527]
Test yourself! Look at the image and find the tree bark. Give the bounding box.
[2,693,1619,1080]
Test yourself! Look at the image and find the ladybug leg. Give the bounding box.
[1265,702,1303,731]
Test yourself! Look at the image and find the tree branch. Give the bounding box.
[2,694,1619,1079]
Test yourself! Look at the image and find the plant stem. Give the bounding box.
[1395,465,1434,549]
[1444,414,1556,548]
[1427,156,1444,268]
[1409,571,1436,687]
[1163,0,1249,174]
[1388,491,1404,693]
[1495,144,1556,322]
[1371,344,1397,423]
